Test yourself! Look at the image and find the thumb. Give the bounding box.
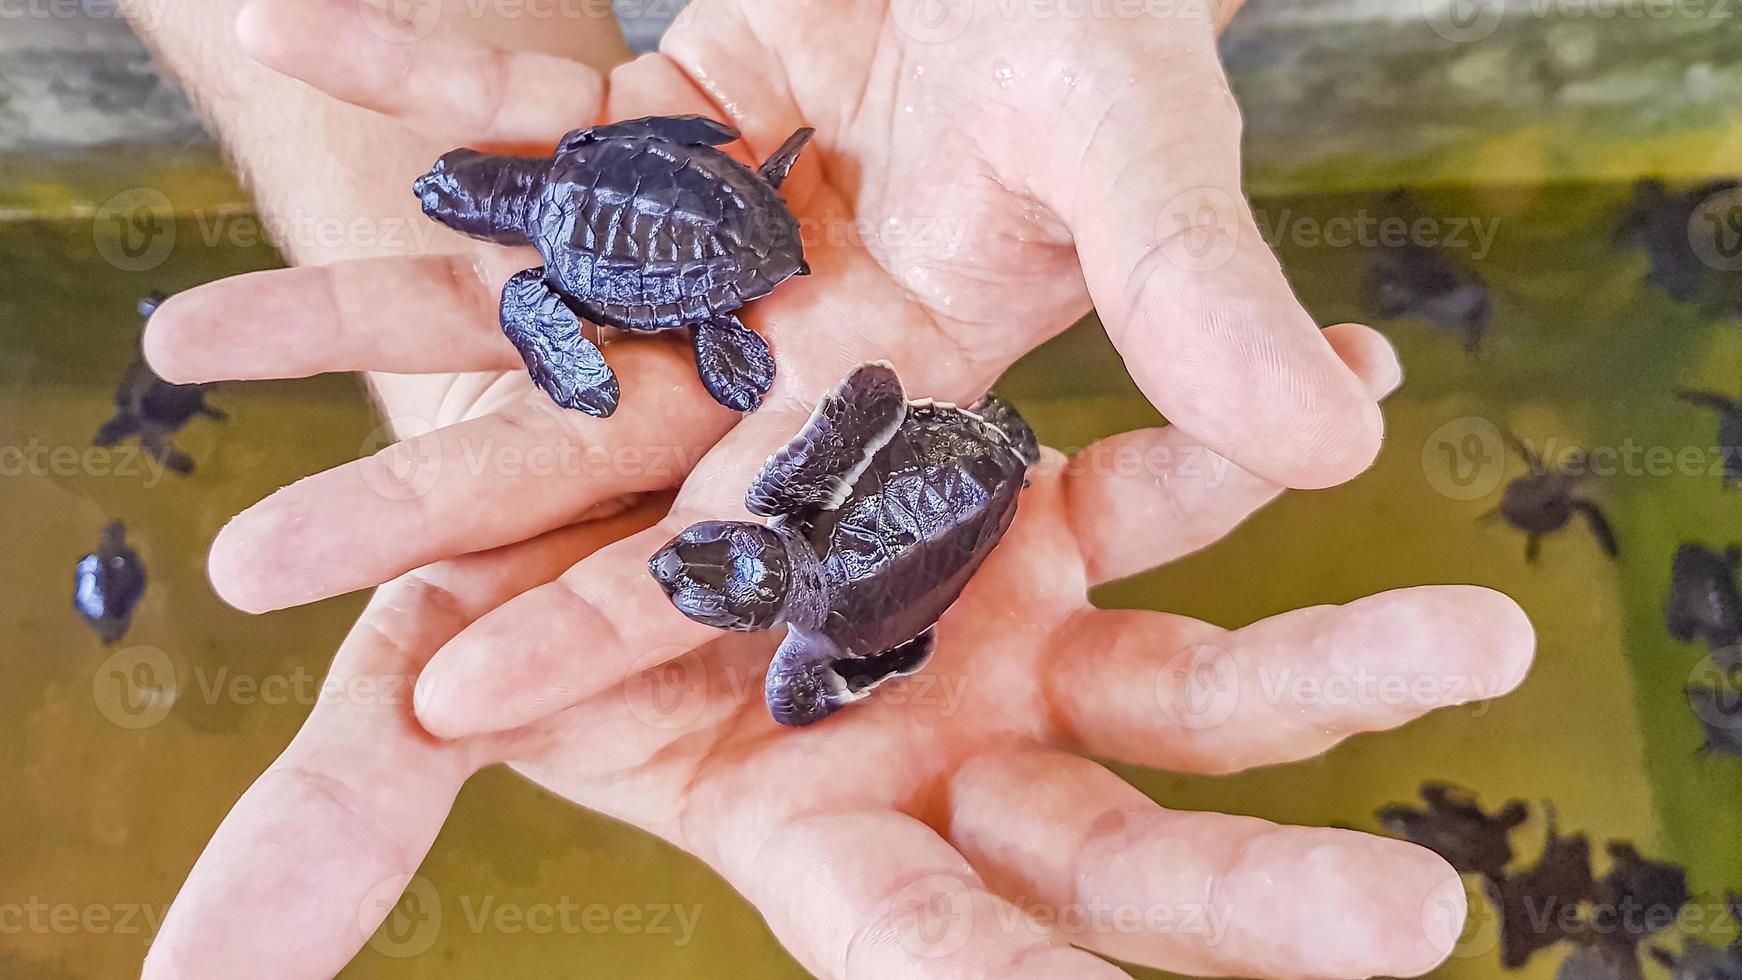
[1046,23,1382,490]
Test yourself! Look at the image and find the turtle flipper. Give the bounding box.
[764,627,936,727]
[93,412,140,447]
[558,115,740,154]
[692,314,774,414]
[757,127,815,190]
[745,361,908,518]
[1573,499,1619,558]
[1679,389,1738,414]
[501,269,619,418]
[141,431,194,476]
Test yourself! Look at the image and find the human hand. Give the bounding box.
[151,0,1387,620]
[142,335,1534,979]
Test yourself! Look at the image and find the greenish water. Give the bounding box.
[1,182,1738,978]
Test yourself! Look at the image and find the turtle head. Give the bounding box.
[649,521,792,631]
[413,149,540,245]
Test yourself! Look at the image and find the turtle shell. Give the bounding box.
[784,404,1028,658]
[532,136,805,332]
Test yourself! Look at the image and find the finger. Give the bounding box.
[410,400,818,737]
[1046,27,1382,490]
[1042,587,1534,773]
[208,342,730,613]
[948,749,1463,979]
[237,0,605,145]
[142,509,657,979]
[729,810,1130,979]
[144,255,530,383]
[1066,323,1401,585]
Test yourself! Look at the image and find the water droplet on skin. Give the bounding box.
[912,64,927,78]
[992,60,1015,89]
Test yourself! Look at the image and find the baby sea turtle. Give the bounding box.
[414,115,814,417]
[1559,942,1647,980]
[95,294,225,475]
[648,362,1039,726]
[1679,390,1742,488]
[1366,237,1491,354]
[74,520,145,644]
[1484,432,1618,563]
[1591,842,1689,945]
[1617,179,1742,315]
[1665,543,1741,659]
[1487,809,1600,969]
[1377,782,1528,880]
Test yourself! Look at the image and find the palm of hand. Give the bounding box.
[139,2,1531,977]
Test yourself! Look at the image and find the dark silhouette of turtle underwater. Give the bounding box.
[1679,390,1742,488]
[1363,189,1492,353]
[414,115,815,417]
[95,294,225,476]
[1486,808,1600,969]
[1686,685,1742,757]
[1366,236,1491,353]
[1666,543,1741,662]
[649,362,1039,726]
[1377,781,1527,880]
[1616,178,1742,315]
[74,520,145,644]
[1650,895,1742,979]
[1483,432,1618,563]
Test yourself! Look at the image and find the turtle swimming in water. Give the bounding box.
[1484,431,1618,563]
[1616,178,1742,316]
[74,520,146,644]
[1665,543,1741,660]
[1377,781,1528,881]
[1678,390,1742,488]
[649,362,1039,726]
[414,115,814,417]
[1364,190,1492,353]
[95,294,225,475]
